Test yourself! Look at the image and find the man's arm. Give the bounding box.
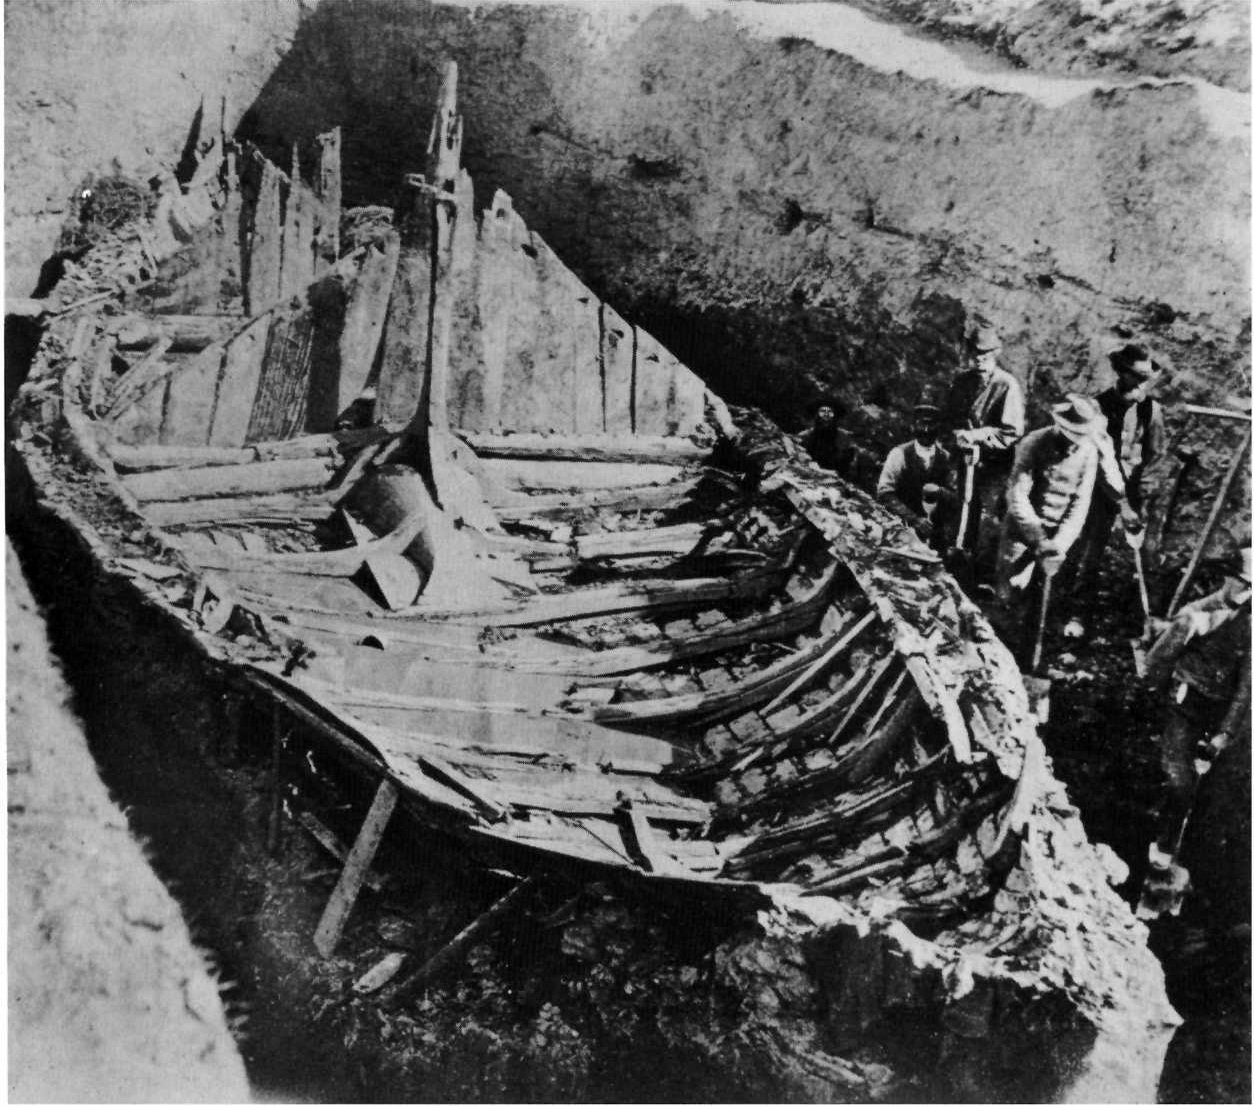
[1003,434,1047,545]
[1052,450,1100,553]
[875,446,922,524]
[961,377,1025,452]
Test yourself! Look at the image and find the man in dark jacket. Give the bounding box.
[1071,344,1167,616]
[943,323,1026,578]
[1142,545,1251,872]
[799,399,876,486]
[876,403,957,550]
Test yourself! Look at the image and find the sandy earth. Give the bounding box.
[7,541,250,1103]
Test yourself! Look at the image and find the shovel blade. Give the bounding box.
[1023,675,1051,724]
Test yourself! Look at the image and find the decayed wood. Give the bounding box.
[490,477,702,518]
[109,313,241,353]
[412,563,784,627]
[313,778,399,957]
[247,157,283,313]
[145,492,335,527]
[102,337,174,418]
[479,457,695,493]
[591,624,865,727]
[600,302,635,432]
[180,508,426,576]
[109,428,390,472]
[537,564,837,677]
[824,654,899,747]
[458,431,710,464]
[354,952,407,994]
[761,609,877,716]
[123,456,336,501]
[297,811,385,893]
[316,127,342,263]
[207,314,271,447]
[574,522,706,561]
[385,878,534,1002]
[337,235,400,412]
[617,798,682,874]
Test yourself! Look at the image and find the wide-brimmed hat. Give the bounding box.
[1052,394,1105,442]
[1108,344,1155,381]
[967,324,1000,354]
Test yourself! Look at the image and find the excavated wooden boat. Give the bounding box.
[13,65,1178,1099]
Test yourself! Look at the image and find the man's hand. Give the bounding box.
[952,430,979,455]
[914,518,934,541]
[1120,502,1143,532]
[1037,538,1065,577]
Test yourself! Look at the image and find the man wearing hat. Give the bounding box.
[994,394,1126,644]
[800,397,876,484]
[943,323,1026,577]
[1071,344,1167,607]
[1141,541,1251,880]
[876,403,957,550]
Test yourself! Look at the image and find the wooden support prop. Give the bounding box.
[298,811,385,893]
[313,779,399,957]
[386,878,534,1002]
[825,655,899,747]
[1167,424,1252,617]
[761,610,876,716]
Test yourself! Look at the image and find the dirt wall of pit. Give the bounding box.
[7,541,250,1103]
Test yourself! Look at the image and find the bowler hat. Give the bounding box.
[913,403,941,420]
[1108,344,1155,380]
[1051,394,1105,442]
[967,324,1001,354]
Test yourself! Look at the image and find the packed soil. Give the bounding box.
[6,541,250,1103]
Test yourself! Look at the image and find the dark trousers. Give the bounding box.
[1156,681,1226,853]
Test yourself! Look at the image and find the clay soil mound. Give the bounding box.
[7,541,250,1104]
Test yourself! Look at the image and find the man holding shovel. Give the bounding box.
[943,323,1025,587]
[1070,344,1166,635]
[993,395,1126,665]
[1139,543,1251,912]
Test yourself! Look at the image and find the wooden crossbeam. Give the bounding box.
[313,779,399,957]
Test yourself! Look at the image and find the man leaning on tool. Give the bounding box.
[943,322,1025,579]
[994,395,1125,648]
[1141,542,1251,876]
[1070,344,1166,622]
[875,403,957,551]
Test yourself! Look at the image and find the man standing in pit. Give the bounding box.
[943,322,1026,583]
[1070,344,1166,625]
[994,395,1125,653]
[875,403,957,551]
[799,398,876,486]
[1141,543,1251,888]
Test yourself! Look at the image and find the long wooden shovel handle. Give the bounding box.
[1166,425,1251,617]
[956,445,980,551]
[1030,573,1053,675]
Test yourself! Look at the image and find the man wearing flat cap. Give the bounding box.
[876,403,957,550]
[995,394,1126,649]
[943,322,1026,578]
[1071,344,1167,609]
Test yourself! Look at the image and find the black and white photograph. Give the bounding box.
[6,0,1249,1101]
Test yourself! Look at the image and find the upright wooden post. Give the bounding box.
[313,779,398,957]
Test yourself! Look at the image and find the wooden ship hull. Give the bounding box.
[12,65,1177,1099]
